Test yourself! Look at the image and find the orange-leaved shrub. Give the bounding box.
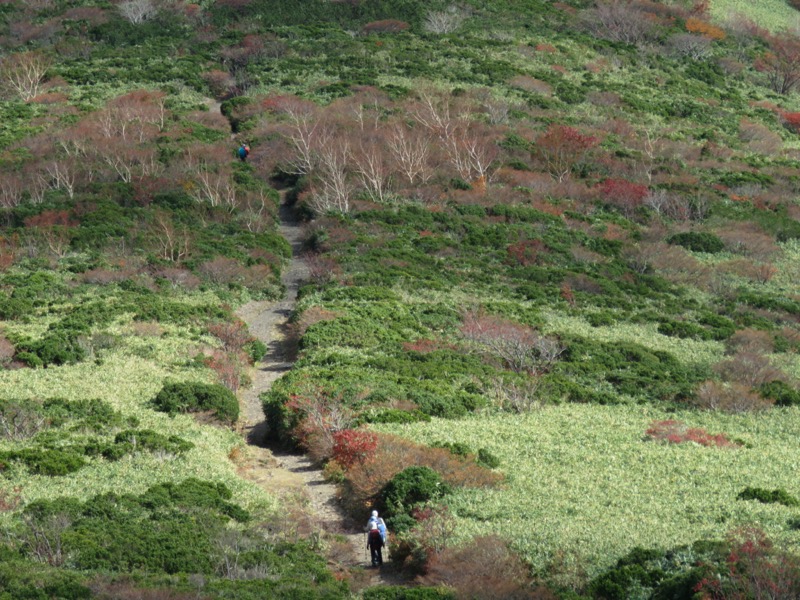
[342,433,503,517]
[685,17,726,40]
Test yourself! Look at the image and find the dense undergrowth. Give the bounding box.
[4,0,800,597]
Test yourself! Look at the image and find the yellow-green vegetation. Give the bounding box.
[374,405,800,577]
[0,337,273,516]
[711,0,800,32]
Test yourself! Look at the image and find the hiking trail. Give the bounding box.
[234,192,401,587]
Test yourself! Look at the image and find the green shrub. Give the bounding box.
[737,486,799,507]
[16,333,86,367]
[666,232,725,253]
[101,430,194,460]
[380,466,451,520]
[152,382,239,423]
[243,339,268,363]
[0,448,86,476]
[759,380,800,407]
[362,586,456,600]
[477,448,501,469]
[657,320,709,340]
[431,441,471,457]
[357,408,432,425]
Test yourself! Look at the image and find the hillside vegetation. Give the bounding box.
[3,0,800,598]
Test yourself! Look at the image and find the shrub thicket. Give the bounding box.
[152,382,239,423]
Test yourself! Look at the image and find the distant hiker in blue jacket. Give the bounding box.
[366,510,387,543]
[237,142,250,162]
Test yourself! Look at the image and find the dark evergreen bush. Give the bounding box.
[477,448,501,469]
[759,380,800,407]
[152,382,239,423]
[737,487,800,507]
[667,231,724,253]
[0,448,86,476]
[380,466,451,520]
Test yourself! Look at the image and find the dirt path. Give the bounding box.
[235,194,400,586]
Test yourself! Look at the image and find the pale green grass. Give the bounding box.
[0,348,276,516]
[711,0,800,32]
[375,404,800,578]
[540,309,725,366]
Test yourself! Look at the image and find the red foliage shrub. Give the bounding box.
[460,310,563,374]
[535,43,558,53]
[645,419,739,448]
[596,178,648,217]
[693,528,800,600]
[419,535,556,599]
[286,388,355,463]
[208,319,251,354]
[343,434,503,516]
[533,125,599,182]
[362,19,409,34]
[506,239,549,266]
[331,429,378,469]
[203,349,246,392]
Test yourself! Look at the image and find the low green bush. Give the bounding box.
[15,333,86,367]
[362,586,456,600]
[431,441,471,457]
[477,448,501,469]
[380,466,451,524]
[666,232,724,253]
[101,430,194,460]
[737,487,800,507]
[0,448,86,476]
[759,380,800,407]
[152,382,239,423]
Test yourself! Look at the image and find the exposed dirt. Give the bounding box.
[234,194,403,587]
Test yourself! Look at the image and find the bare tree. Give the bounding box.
[756,34,800,95]
[0,51,51,101]
[580,0,656,46]
[275,97,329,176]
[352,135,392,203]
[308,140,352,214]
[386,123,432,185]
[668,33,713,61]
[117,0,157,24]
[0,174,23,209]
[424,5,468,34]
[460,310,564,375]
[151,210,191,262]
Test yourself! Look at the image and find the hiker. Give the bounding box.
[366,522,384,567]
[366,510,387,543]
[237,142,250,162]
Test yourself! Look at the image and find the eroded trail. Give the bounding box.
[235,195,393,584]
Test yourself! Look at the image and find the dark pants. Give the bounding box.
[369,544,383,566]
